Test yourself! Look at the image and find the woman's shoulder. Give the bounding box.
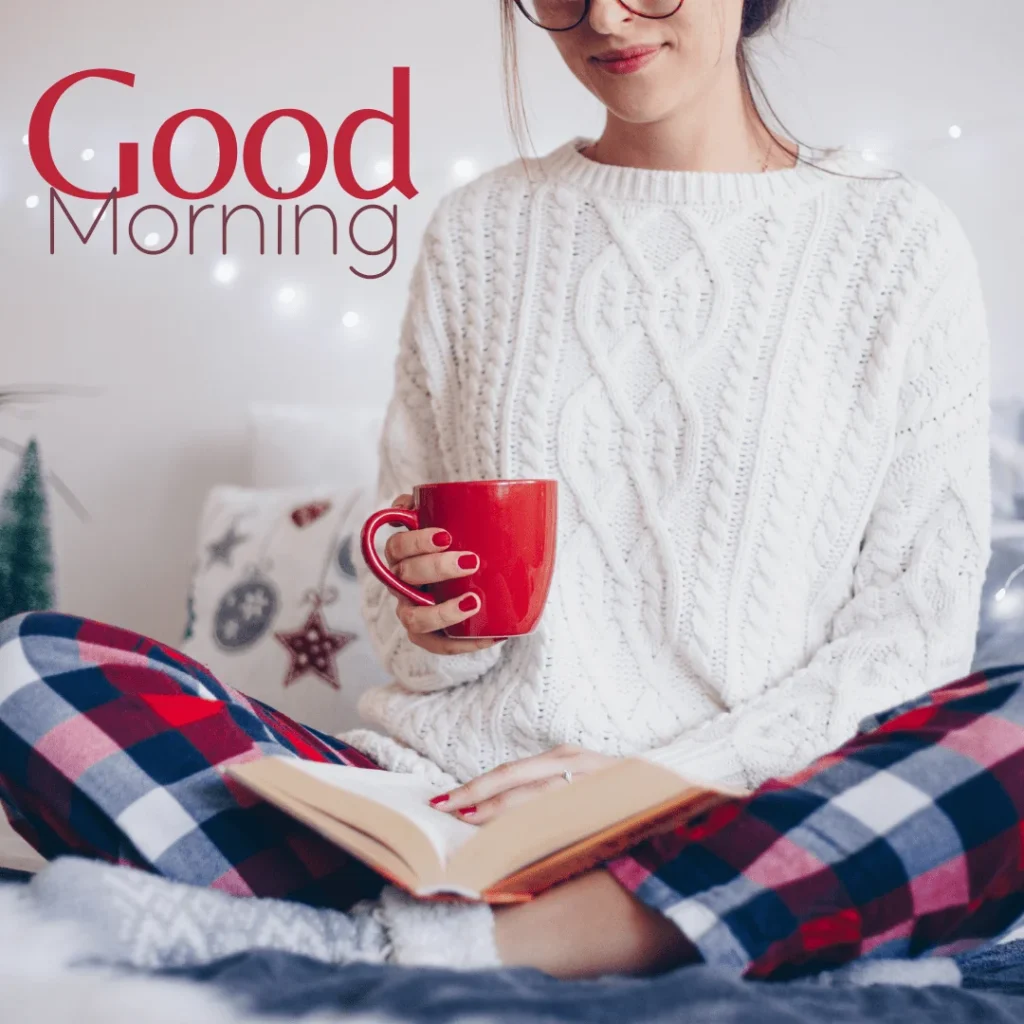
[806,144,978,273]
[807,145,966,226]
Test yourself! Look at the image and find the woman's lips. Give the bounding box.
[591,45,663,75]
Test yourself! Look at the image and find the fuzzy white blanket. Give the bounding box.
[0,883,382,1024]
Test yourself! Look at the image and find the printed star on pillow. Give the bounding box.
[274,606,356,690]
[206,521,248,567]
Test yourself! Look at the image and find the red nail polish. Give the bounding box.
[459,806,478,816]
[458,554,479,571]
[432,531,452,548]
[429,794,449,806]
[459,595,478,612]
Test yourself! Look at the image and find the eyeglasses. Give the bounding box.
[513,0,685,32]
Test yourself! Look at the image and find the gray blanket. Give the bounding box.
[158,943,1024,1023]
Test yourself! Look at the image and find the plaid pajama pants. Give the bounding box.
[3,611,1024,980]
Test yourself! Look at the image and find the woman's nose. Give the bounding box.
[587,0,635,33]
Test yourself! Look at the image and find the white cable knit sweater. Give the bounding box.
[343,135,992,792]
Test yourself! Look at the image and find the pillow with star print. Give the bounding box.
[180,483,391,737]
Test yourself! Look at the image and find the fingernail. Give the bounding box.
[429,794,449,806]
[457,554,479,571]
[458,595,479,612]
[432,531,452,548]
[459,806,478,816]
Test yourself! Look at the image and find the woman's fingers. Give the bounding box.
[396,593,500,653]
[385,525,455,568]
[397,591,484,636]
[435,747,583,813]
[453,777,565,826]
[394,551,479,586]
[381,494,493,654]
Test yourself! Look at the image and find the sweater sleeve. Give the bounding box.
[644,208,993,792]
[357,204,505,693]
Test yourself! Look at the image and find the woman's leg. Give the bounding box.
[0,611,387,909]
[497,665,1024,980]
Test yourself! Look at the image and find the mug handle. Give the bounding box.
[359,507,437,608]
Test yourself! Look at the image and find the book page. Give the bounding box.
[284,761,478,864]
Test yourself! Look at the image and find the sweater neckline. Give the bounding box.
[541,135,833,205]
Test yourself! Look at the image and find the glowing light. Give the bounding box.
[297,152,310,167]
[342,311,360,328]
[991,586,1024,621]
[81,148,95,161]
[92,206,108,222]
[949,125,963,140]
[861,149,879,163]
[144,232,161,247]
[213,258,238,285]
[453,159,477,180]
[274,285,305,316]
[374,159,391,178]
[21,135,28,146]
[25,195,39,209]
[991,562,1024,620]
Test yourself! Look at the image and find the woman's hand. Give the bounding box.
[385,493,502,655]
[428,746,621,824]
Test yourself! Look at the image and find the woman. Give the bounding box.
[0,0,1013,983]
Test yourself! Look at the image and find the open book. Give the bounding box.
[226,756,746,904]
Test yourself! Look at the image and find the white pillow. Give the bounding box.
[180,483,391,737]
[248,402,384,489]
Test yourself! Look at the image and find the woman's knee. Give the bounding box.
[0,612,32,648]
[0,611,95,717]
[1,611,88,650]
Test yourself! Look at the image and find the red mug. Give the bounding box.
[360,479,558,639]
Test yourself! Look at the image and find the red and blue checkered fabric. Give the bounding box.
[3,611,1024,980]
[607,664,1024,978]
[0,612,387,909]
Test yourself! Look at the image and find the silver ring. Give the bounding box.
[562,769,573,785]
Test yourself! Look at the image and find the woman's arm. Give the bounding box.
[648,206,993,791]
[357,203,505,693]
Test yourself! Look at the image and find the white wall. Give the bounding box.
[1,0,1020,642]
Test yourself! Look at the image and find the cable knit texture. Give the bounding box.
[346,136,992,793]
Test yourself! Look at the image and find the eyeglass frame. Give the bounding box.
[513,0,686,32]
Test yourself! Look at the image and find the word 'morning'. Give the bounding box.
[50,189,399,279]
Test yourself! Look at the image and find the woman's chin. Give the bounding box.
[596,94,682,126]
[588,76,689,121]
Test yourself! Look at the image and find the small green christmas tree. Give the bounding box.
[0,439,55,620]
